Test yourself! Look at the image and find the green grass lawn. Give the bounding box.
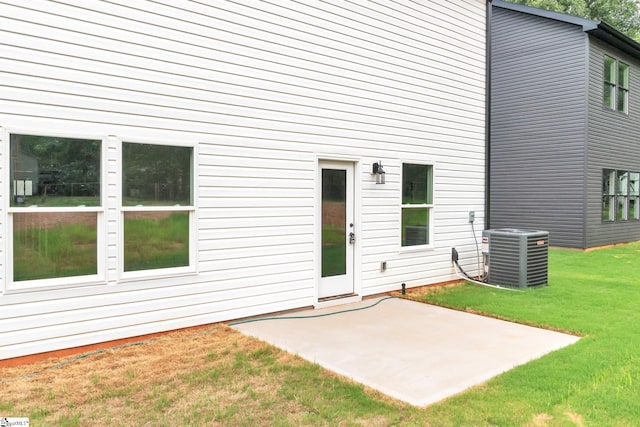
[3,242,640,425]
[411,242,640,425]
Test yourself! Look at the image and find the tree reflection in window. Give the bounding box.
[10,134,101,207]
[122,143,192,206]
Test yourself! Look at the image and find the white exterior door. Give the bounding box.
[318,161,355,299]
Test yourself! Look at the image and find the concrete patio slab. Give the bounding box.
[231,296,580,407]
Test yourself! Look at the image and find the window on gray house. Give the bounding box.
[604,55,629,113]
[603,169,640,222]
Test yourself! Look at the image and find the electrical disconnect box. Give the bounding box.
[482,228,549,289]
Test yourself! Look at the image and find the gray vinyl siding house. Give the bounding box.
[490,0,640,248]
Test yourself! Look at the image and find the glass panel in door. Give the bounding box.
[322,169,346,277]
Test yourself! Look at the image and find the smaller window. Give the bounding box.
[603,55,629,113]
[401,163,433,247]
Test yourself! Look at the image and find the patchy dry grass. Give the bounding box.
[0,325,408,426]
[2,326,294,425]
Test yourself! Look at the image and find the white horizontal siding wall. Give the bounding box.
[0,0,486,359]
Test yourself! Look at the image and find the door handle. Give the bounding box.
[349,232,355,244]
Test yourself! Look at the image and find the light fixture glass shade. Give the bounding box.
[373,162,386,184]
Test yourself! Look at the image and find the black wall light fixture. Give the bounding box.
[372,161,386,184]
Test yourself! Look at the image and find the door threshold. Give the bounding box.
[315,293,361,309]
[318,293,358,303]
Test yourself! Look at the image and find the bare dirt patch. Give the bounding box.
[565,411,585,426]
[12,211,96,231]
[322,200,345,227]
[528,413,554,426]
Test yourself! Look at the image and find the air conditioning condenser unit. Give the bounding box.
[482,228,549,289]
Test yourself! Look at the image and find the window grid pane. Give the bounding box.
[402,208,429,246]
[124,211,190,272]
[13,212,97,281]
[617,88,628,112]
[603,169,616,195]
[617,171,629,195]
[123,143,193,206]
[630,197,640,220]
[617,196,628,220]
[630,173,640,196]
[10,134,101,207]
[603,169,616,221]
[604,56,616,83]
[604,84,615,109]
[619,62,629,88]
[603,195,615,221]
[402,164,432,204]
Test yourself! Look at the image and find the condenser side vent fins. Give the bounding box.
[483,228,548,288]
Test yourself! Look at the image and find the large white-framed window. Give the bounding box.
[604,55,629,113]
[7,133,104,290]
[401,163,433,247]
[121,141,195,278]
